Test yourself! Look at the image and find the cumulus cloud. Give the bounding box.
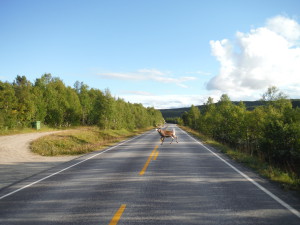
[98,69,197,88]
[207,15,300,98]
[266,15,300,44]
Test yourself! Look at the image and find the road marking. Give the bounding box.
[139,145,158,175]
[0,134,144,200]
[153,150,159,160]
[181,128,300,219]
[109,204,126,225]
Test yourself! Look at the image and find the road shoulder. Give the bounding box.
[0,131,77,189]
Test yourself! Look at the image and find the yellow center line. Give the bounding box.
[109,204,127,225]
[139,145,158,176]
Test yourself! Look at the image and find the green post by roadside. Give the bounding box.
[32,121,41,130]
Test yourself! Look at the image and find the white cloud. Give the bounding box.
[120,94,210,109]
[98,72,143,80]
[98,69,197,88]
[194,70,211,76]
[136,68,165,76]
[121,90,153,96]
[207,15,300,99]
[186,70,211,76]
[266,15,300,44]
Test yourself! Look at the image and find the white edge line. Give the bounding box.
[0,134,143,200]
[181,129,300,219]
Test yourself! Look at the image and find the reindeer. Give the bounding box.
[156,127,178,145]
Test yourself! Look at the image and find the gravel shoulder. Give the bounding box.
[0,131,78,189]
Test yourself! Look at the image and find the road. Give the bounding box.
[0,125,300,224]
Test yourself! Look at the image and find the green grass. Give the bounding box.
[179,126,300,192]
[30,126,153,156]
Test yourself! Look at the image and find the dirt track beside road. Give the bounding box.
[0,131,77,189]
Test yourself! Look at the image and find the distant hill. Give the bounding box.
[160,99,300,119]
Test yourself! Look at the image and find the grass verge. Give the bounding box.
[0,126,58,136]
[31,126,153,156]
[180,125,300,192]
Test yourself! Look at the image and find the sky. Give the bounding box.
[1,0,300,109]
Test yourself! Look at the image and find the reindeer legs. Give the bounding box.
[170,136,174,144]
[160,137,165,145]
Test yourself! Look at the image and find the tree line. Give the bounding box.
[0,74,164,130]
[181,87,300,177]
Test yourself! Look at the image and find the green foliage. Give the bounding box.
[0,74,164,131]
[0,81,17,129]
[187,105,201,129]
[165,117,182,124]
[159,99,299,119]
[182,87,300,179]
[13,75,36,127]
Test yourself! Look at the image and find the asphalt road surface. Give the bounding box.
[1,125,300,224]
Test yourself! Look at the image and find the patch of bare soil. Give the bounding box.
[0,131,77,189]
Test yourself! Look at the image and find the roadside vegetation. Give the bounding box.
[31,126,152,156]
[0,74,164,131]
[181,126,299,191]
[178,87,300,191]
[1,74,164,155]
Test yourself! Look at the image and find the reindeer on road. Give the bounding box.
[156,127,178,145]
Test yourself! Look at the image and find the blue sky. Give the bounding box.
[1,0,300,109]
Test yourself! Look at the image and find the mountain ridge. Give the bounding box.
[159,99,300,119]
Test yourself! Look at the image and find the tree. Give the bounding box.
[200,97,216,137]
[213,94,235,144]
[0,81,17,128]
[74,81,92,125]
[261,86,288,102]
[284,107,300,174]
[132,103,148,129]
[187,105,201,130]
[98,89,116,129]
[88,88,105,125]
[32,75,49,123]
[244,106,266,156]
[180,87,300,177]
[64,87,82,126]
[181,111,189,126]
[0,74,164,132]
[13,75,35,127]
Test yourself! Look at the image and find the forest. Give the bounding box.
[161,99,300,120]
[0,74,164,130]
[181,87,300,178]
